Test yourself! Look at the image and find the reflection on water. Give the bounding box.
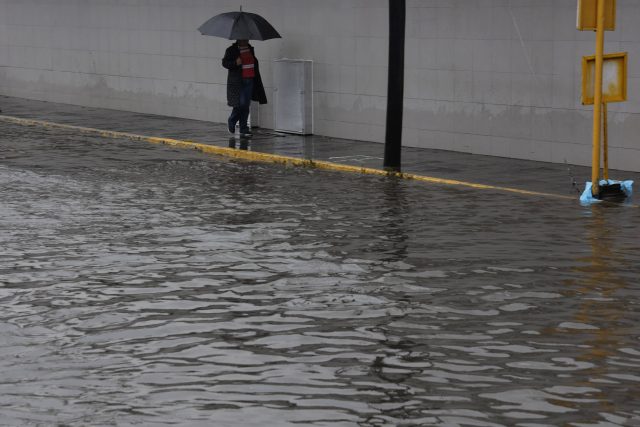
[228,137,250,151]
[1,124,639,426]
[534,207,640,424]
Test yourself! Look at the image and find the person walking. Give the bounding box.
[222,40,267,137]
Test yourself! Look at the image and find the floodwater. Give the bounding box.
[1,124,639,427]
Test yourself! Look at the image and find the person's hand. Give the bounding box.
[236,57,242,65]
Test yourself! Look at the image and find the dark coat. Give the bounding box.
[222,42,268,107]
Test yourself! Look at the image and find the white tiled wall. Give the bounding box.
[0,0,639,171]
[403,0,640,171]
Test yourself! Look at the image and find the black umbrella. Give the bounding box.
[198,7,281,41]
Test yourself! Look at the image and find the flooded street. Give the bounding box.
[1,124,639,426]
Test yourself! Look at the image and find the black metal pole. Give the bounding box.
[384,0,406,172]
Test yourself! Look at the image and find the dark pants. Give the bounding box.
[229,79,254,132]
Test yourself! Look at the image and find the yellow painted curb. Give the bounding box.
[0,114,575,200]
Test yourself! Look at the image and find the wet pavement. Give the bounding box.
[3,95,639,196]
[1,97,640,426]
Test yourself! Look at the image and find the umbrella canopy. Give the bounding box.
[198,8,281,41]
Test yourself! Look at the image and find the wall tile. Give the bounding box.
[0,0,638,171]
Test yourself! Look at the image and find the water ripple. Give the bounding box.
[1,124,640,425]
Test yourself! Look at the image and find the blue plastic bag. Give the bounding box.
[580,179,634,205]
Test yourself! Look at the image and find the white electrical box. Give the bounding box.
[273,59,313,135]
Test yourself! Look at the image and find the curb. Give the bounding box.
[0,114,574,200]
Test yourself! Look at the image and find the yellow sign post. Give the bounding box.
[582,52,627,180]
[591,0,607,197]
[578,0,620,198]
[582,51,627,182]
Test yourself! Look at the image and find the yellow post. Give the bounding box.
[602,102,609,180]
[591,0,607,197]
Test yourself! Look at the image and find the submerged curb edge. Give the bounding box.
[0,114,574,200]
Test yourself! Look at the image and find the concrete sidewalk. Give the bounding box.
[1,95,636,198]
